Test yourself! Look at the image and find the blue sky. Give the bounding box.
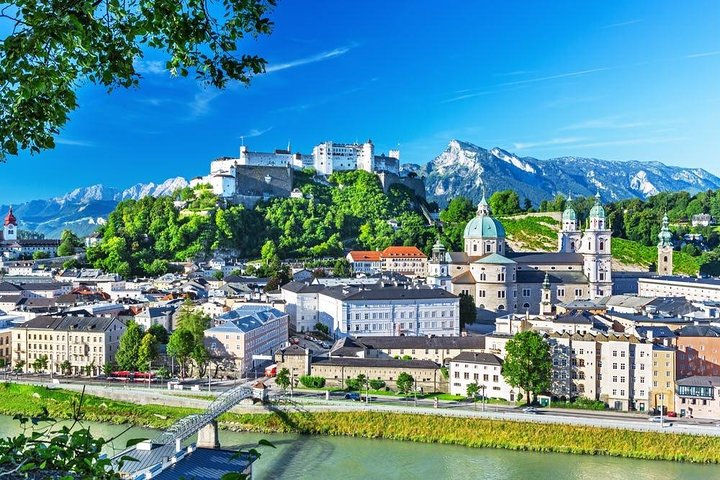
[2,0,719,203]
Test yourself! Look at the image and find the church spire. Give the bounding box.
[477,188,490,216]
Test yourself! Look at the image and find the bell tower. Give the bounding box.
[3,207,17,241]
[657,213,673,276]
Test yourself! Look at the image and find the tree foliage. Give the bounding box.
[396,372,414,395]
[137,333,159,372]
[459,292,477,328]
[0,0,276,161]
[115,321,142,371]
[502,331,552,405]
[275,367,290,391]
[167,328,195,379]
[489,190,521,215]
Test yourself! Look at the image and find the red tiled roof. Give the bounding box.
[347,251,382,262]
[381,246,427,259]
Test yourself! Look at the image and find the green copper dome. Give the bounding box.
[658,214,672,247]
[464,193,505,239]
[589,192,605,219]
[464,215,506,239]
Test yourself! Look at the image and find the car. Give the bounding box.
[648,416,664,423]
[344,392,361,401]
[666,411,677,418]
[522,407,539,414]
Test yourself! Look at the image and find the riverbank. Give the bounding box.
[2,383,719,464]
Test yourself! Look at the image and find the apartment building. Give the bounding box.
[448,352,518,401]
[674,324,720,378]
[204,306,288,375]
[549,332,654,411]
[638,276,720,302]
[346,251,382,275]
[651,344,676,412]
[13,315,127,375]
[380,246,427,277]
[675,376,720,419]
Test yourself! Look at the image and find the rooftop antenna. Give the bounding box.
[240,135,244,146]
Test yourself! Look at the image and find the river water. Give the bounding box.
[0,416,717,479]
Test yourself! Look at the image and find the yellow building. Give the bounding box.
[651,344,676,413]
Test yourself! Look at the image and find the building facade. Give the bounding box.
[430,193,614,316]
[204,306,289,374]
[12,315,126,375]
[448,352,518,401]
[638,277,720,302]
[675,376,720,419]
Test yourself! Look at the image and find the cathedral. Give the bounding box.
[427,193,613,314]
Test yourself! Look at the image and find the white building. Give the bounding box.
[638,276,720,303]
[281,282,460,337]
[312,140,375,175]
[448,351,519,401]
[204,306,289,374]
[346,251,382,275]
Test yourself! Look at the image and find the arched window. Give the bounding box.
[498,305,505,310]
[523,303,530,309]
[473,244,478,252]
[599,241,604,251]
[570,241,575,249]
[663,256,668,262]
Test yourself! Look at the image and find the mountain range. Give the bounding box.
[0,177,188,238]
[402,140,720,207]
[4,139,720,237]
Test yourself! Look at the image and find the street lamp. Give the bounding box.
[481,385,486,412]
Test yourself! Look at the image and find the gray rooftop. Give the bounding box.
[677,376,720,387]
[312,357,439,369]
[451,351,503,366]
[641,275,720,287]
[516,270,588,284]
[357,335,485,351]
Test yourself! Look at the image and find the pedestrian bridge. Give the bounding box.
[113,384,261,478]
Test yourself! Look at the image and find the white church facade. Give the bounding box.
[427,193,613,314]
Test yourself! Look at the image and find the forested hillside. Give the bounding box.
[87,171,436,277]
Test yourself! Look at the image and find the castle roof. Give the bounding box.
[4,207,16,226]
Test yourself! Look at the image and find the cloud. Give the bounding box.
[265,45,354,73]
[512,137,585,150]
[134,59,166,75]
[686,51,720,59]
[239,127,273,139]
[188,89,222,118]
[562,137,687,149]
[560,117,650,131]
[499,67,613,87]
[56,138,95,147]
[602,19,643,29]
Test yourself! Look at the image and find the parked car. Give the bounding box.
[666,411,677,418]
[649,416,664,423]
[344,392,361,401]
[522,407,539,414]
[290,337,300,345]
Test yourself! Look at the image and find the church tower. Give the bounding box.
[3,207,17,241]
[579,192,613,299]
[540,272,554,315]
[657,213,673,276]
[427,238,451,291]
[558,193,582,253]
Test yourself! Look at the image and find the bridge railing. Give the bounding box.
[152,385,253,445]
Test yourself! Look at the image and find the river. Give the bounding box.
[0,416,718,479]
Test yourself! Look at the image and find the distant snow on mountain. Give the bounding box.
[419,140,720,206]
[1,177,188,238]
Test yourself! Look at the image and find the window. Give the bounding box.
[522,288,531,297]
[498,291,506,298]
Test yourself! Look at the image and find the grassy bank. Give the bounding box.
[223,411,720,464]
[2,383,720,464]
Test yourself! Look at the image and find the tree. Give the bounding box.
[32,355,49,373]
[0,0,276,162]
[191,344,210,378]
[396,372,414,395]
[115,321,142,371]
[167,328,195,379]
[314,322,329,336]
[276,367,291,391]
[332,258,351,277]
[32,250,49,260]
[13,360,25,374]
[60,360,72,376]
[148,324,169,344]
[213,270,225,281]
[502,331,552,405]
[489,190,521,215]
[57,230,80,256]
[137,333,159,372]
[177,299,211,343]
[459,292,477,328]
[466,382,480,410]
[369,379,386,391]
[102,363,114,377]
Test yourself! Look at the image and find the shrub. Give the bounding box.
[299,375,326,389]
[369,379,386,390]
